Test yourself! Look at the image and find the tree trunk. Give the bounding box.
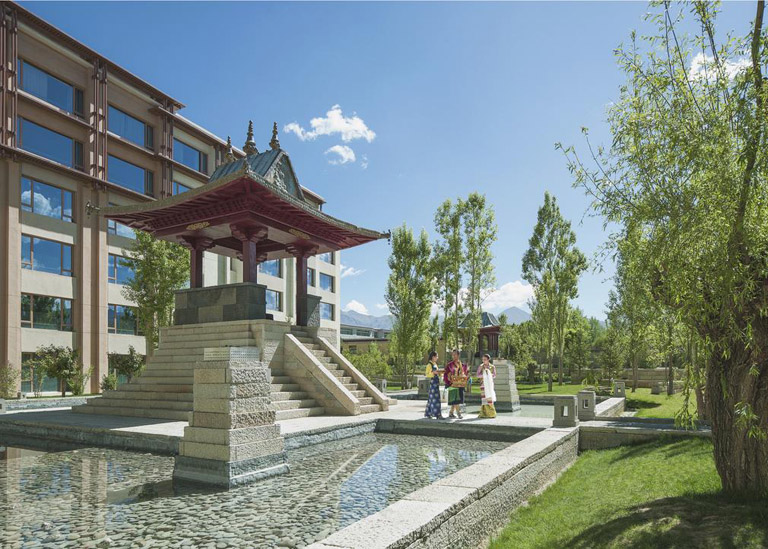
[547,318,554,392]
[694,349,708,421]
[666,323,675,396]
[706,354,768,499]
[632,351,638,393]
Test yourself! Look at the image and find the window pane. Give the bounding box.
[32,237,64,275]
[20,61,74,113]
[173,138,204,171]
[318,252,334,264]
[21,294,31,325]
[108,105,146,147]
[32,295,61,330]
[320,302,334,320]
[62,299,72,331]
[29,180,63,219]
[172,181,190,195]
[62,244,72,275]
[62,189,73,221]
[320,273,334,292]
[116,305,137,335]
[21,178,32,211]
[307,268,316,286]
[265,289,282,312]
[21,235,31,268]
[19,118,74,167]
[108,304,116,333]
[110,255,133,285]
[108,155,148,195]
[259,259,281,278]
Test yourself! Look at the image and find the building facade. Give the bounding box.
[0,2,341,394]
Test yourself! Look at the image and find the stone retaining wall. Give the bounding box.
[595,397,625,418]
[579,423,711,451]
[309,427,579,549]
[4,396,98,411]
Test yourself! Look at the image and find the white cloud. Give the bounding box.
[482,281,535,312]
[340,263,365,278]
[325,145,356,165]
[689,52,750,81]
[284,105,376,143]
[343,300,369,315]
[361,155,369,170]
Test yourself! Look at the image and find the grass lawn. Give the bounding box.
[489,438,768,549]
[516,383,693,419]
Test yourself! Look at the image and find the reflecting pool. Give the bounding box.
[0,434,508,548]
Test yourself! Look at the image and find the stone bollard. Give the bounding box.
[173,347,289,488]
[577,390,596,421]
[375,378,387,393]
[417,378,431,398]
[494,360,521,412]
[613,381,626,398]
[0,399,6,414]
[651,381,663,395]
[553,395,579,428]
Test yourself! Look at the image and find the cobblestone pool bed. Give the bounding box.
[0,433,508,548]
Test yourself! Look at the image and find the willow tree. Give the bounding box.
[561,1,768,497]
[385,225,435,386]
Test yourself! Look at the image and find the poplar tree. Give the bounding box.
[122,231,189,355]
[385,225,435,386]
[561,1,768,496]
[433,199,464,351]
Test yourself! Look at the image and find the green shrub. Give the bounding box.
[69,365,94,396]
[100,372,118,392]
[0,362,19,398]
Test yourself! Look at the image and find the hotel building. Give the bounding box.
[0,1,341,394]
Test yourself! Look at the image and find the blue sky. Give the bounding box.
[24,1,756,320]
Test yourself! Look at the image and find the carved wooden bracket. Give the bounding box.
[286,243,319,259]
[178,235,215,251]
[230,223,268,243]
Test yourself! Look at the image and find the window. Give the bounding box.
[173,138,208,174]
[356,329,371,337]
[259,259,282,278]
[265,289,282,312]
[307,268,316,287]
[319,273,335,293]
[18,118,84,170]
[108,254,133,285]
[108,155,154,196]
[340,327,353,336]
[172,181,190,195]
[21,178,74,222]
[21,294,73,331]
[320,302,334,321]
[21,235,72,276]
[107,202,136,239]
[108,105,153,150]
[348,345,358,354]
[18,60,84,118]
[317,252,334,264]
[108,304,141,335]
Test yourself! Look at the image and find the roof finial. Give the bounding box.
[224,136,235,162]
[270,122,280,150]
[243,120,259,156]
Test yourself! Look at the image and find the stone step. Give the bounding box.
[271,376,292,385]
[160,331,256,343]
[72,404,190,421]
[156,338,256,350]
[360,404,382,414]
[275,407,325,421]
[270,391,310,402]
[162,322,255,335]
[102,390,193,402]
[86,397,192,411]
[296,337,314,344]
[358,397,374,406]
[340,377,352,384]
[273,399,317,411]
[142,361,196,371]
[327,369,343,378]
[350,390,367,398]
[134,376,194,385]
[343,383,358,391]
[311,350,328,358]
[270,384,302,393]
[119,383,191,393]
[139,369,195,378]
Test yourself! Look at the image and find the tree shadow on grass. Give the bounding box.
[625,397,662,411]
[607,438,712,464]
[558,495,768,549]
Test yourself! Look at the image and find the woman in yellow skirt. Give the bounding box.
[476,353,497,418]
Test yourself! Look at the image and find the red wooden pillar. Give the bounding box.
[231,223,268,283]
[287,244,318,326]
[178,236,214,288]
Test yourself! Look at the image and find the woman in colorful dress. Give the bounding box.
[444,349,469,419]
[424,351,444,419]
[477,353,497,418]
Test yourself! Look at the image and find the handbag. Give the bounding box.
[449,367,468,389]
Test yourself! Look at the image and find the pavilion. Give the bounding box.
[103,122,388,326]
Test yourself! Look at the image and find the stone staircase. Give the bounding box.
[73,322,384,422]
[288,326,383,414]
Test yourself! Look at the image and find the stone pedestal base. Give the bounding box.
[173,350,288,488]
[494,361,521,412]
[174,283,267,325]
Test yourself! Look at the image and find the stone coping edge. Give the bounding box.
[309,426,579,549]
[0,417,179,455]
[283,420,378,450]
[375,418,542,443]
[5,396,99,410]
